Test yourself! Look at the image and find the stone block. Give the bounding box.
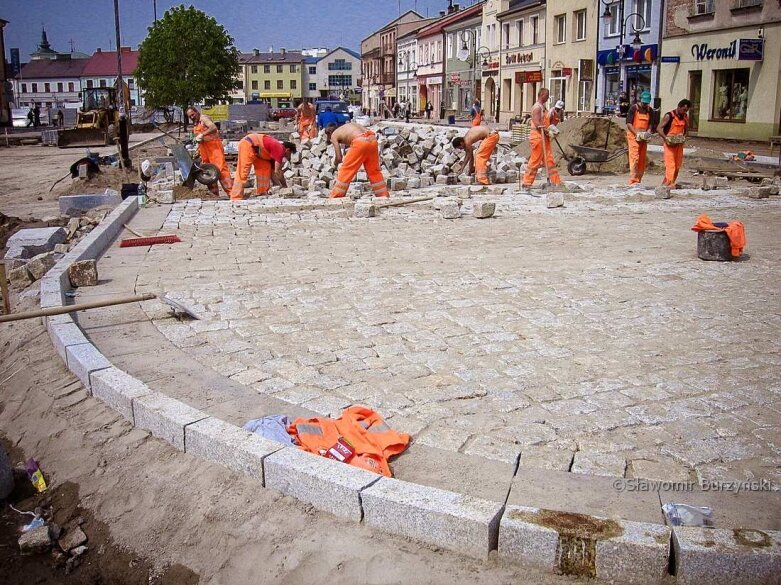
[90,367,153,423]
[58,193,121,216]
[157,190,175,204]
[655,185,672,199]
[459,175,474,185]
[713,176,729,188]
[546,192,565,208]
[500,506,670,585]
[8,265,33,289]
[133,392,208,451]
[747,188,768,200]
[54,244,70,254]
[26,252,57,281]
[758,185,779,196]
[435,175,449,185]
[65,343,111,391]
[68,260,98,287]
[263,447,380,521]
[185,417,283,485]
[441,201,461,219]
[49,321,89,363]
[362,477,503,559]
[407,177,421,189]
[4,227,67,260]
[673,526,781,585]
[473,201,496,219]
[353,203,377,218]
[389,178,407,191]
[18,525,51,555]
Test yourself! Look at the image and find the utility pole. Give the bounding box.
[153,0,158,21]
[114,0,131,167]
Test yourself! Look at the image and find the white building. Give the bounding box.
[396,33,419,113]
[305,47,361,103]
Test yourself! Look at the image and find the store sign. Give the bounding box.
[562,68,573,76]
[604,67,620,75]
[514,70,543,84]
[660,56,680,63]
[738,39,764,61]
[692,40,737,61]
[505,52,535,65]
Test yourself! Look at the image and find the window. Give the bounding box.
[605,4,619,35]
[290,64,297,72]
[68,82,74,92]
[694,0,715,14]
[531,16,539,45]
[252,80,258,90]
[44,82,50,92]
[57,82,63,92]
[100,79,106,88]
[329,59,351,70]
[712,69,749,122]
[517,19,524,47]
[575,10,587,41]
[502,23,510,49]
[309,66,316,74]
[251,65,258,73]
[21,83,27,93]
[290,80,296,89]
[437,40,442,62]
[328,74,352,87]
[262,64,270,73]
[32,82,39,92]
[277,79,283,89]
[128,79,134,89]
[635,0,652,30]
[309,82,317,91]
[447,34,453,60]
[264,80,271,89]
[236,80,243,89]
[555,15,566,44]
[86,80,92,89]
[276,64,283,73]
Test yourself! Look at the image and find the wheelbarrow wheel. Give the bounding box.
[195,163,220,186]
[568,157,587,176]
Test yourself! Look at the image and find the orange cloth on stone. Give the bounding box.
[298,115,316,139]
[662,111,687,186]
[475,131,500,185]
[472,110,482,126]
[230,134,273,200]
[626,108,651,184]
[330,130,388,198]
[691,214,746,257]
[288,405,411,477]
[523,109,562,187]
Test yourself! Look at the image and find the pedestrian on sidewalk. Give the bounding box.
[425,101,433,119]
[657,99,691,188]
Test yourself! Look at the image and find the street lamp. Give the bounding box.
[457,29,491,115]
[601,0,646,59]
[398,50,417,114]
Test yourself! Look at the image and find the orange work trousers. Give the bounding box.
[330,132,389,198]
[626,131,648,184]
[298,116,316,140]
[198,139,233,196]
[475,132,499,185]
[523,131,562,186]
[472,111,482,127]
[229,139,272,200]
[662,143,684,186]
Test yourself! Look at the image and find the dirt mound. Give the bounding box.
[514,116,629,173]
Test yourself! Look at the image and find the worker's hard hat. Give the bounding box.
[640,91,652,104]
[554,100,565,110]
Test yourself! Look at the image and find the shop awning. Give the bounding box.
[597,44,658,66]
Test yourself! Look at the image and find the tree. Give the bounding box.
[136,6,240,124]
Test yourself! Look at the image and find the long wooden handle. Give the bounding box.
[376,196,435,209]
[0,293,157,323]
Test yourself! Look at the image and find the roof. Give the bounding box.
[417,3,485,39]
[82,48,138,76]
[397,18,438,42]
[18,57,89,79]
[243,51,304,64]
[303,56,319,64]
[361,10,424,42]
[497,0,543,20]
[319,47,361,62]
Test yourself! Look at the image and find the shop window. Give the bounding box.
[502,78,512,110]
[550,73,566,104]
[712,69,748,121]
[555,15,566,44]
[575,10,587,41]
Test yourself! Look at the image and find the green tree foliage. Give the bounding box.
[136,5,239,115]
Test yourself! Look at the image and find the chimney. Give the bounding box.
[281,48,286,56]
[96,48,102,53]
[253,48,259,56]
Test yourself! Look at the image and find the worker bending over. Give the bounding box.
[326,123,389,198]
[452,124,500,185]
[522,88,562,188]
[229,133,296,201]
[296,99,317,141]
[657,99,691,188]
[625,91,657,185]
[186,106,233,197]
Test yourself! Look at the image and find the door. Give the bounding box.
[688,71,702,133]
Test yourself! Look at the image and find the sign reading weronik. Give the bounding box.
[691,39,764,62]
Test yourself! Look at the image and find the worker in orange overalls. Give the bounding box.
[326,122,389,198]
[470,99,482,127]
[522,88,562,188]
[657,99,691,188]
[452,124,500,185]
[296,99,317,141]
[229,133,296,201]
[625,91,656,185]
[186,106,233,197]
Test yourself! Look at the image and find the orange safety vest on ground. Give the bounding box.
[691,213,746,257]
[662,110,687,186]
[229,133,275,200]
[288,405,410,477]
[523,109,562,187]
[626,106,651,185]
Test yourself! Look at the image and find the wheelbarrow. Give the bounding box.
[152,124,220,188]
[566,144,628,176]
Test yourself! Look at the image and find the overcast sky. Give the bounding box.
[2,0,471,60]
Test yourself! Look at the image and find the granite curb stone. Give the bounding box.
[133,392,208,451]
[90,367,153,423]
[65,343,111,391]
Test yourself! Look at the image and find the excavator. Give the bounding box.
[57,84,132,148]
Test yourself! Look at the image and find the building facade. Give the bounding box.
[659,0,779,139]
[80,48,143,107]
[596,0,664,113]
[444,4,485,118]
[497,0,547,124]
[481,0,510,122]
[244,49,303,107]
[303,56,319,100]
[397,33,419,113]
[315,47,361,103]
[545,0,598,113]
[14,58,87,110]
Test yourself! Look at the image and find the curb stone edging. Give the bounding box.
[39,197,781,584]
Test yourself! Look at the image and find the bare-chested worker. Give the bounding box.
[325,123,389,198]
[452,124,499,185]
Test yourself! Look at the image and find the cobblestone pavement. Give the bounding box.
[135,183,781,487]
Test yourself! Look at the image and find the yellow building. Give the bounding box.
[244,49,303,107]
[659,1,781,140]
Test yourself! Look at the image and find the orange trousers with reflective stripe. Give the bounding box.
[230,138,272,200]
[523,131,561,186]
[198,139,233,195]
[474,132,499,185]
[662,144,684,186]
[472,111,482,126]
[626,131,648,184]
[298,116,316,140]
[330,132,388,198]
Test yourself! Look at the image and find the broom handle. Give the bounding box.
[376,196,434,209]
[0,293,156,323]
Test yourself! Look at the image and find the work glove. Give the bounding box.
[194,133,204,143]
[547,124,560,137]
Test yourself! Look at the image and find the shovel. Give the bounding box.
[0,293,199,323]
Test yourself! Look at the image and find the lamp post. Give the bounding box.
[398,51,417,115]
[600,1,646,98]
[456,28,490,116]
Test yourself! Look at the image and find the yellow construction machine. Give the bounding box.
[57,86,131,148]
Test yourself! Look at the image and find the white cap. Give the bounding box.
[555,100,565,110]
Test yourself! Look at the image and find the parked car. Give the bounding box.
[270,106,296,121]
[316,100,352,129]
